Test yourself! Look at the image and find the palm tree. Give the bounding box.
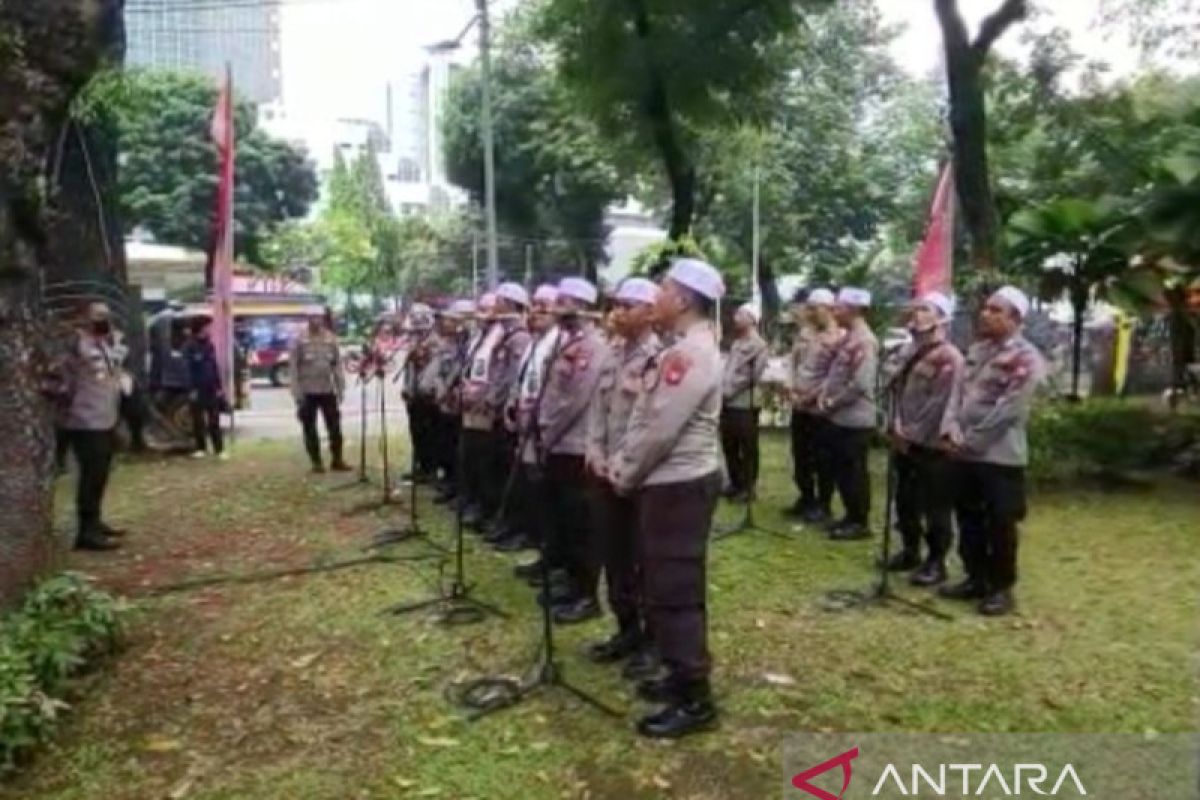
[1007,198,1146,399]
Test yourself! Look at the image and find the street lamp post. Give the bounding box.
[429,3,499,290]
[476,0,500,288]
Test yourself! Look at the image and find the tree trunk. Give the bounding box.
[934,0,1028,273]
[0,0,117,606]
[627,0,696,241]
[758,254,781,327]
[1166,285,1196,392]
[1071,290,1086,400]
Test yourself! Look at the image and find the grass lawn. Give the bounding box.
[4,433,1197,799]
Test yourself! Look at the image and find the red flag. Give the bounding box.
[913,162,955,298]
[210,67,236,399]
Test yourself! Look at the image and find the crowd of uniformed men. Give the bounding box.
[275,259,1047,740]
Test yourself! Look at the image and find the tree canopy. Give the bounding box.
[99,70,318,266]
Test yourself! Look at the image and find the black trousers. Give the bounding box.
[434,412,460,484]
[298,393,343,466]
[955,462,1027,592]
[67,429,115,539]
[544,453,597,599]
[459,427,496,515]
[895,445,955,562]
[405,396,438,476]
[790,411,835,511]
[720,407,759,495]
[829,424,872,525]
[121,390,147,452]
[637,472,721,687]
[515,461,548,545]
[190,396,224,454]
[589,479,642,636]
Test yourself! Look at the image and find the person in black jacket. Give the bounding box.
[183,318,226,459]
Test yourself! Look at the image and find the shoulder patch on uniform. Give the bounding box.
[662,350,693,387]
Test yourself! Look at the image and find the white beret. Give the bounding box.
[532,284,558,304]
[991,285,1030,319]
[557,277,598,305]
[477,292,497,311]
[737,303,760,324]
[807,288,835,306]
[915,291,954,319]
[408,303,434,330]
[444,299,475,317]
[495,282,530,307]
[837,287,872,307]
[615,277,659,305]
[667,258,725,300]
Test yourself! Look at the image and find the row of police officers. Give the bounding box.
[392,259,729,739]
[784,284,1044,617]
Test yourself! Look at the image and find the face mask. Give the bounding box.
[91,321,111,336]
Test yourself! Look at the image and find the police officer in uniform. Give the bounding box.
[494,284,559,554]
[289,310,350,473]
[887,292,964,586]
[471,284,532,534]
[62,302,127,551]
[611,258,724,739]
[817,287,878,540]
[458,293,500,524]
[402,304,438,482]
[720,303,769,502]
[785,288,843,523]
[940,286,1044,616]
[537,277,609,624]
[583,277,661,664]
[428,302,470,499]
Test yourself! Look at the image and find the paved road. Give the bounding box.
[234,377,408,441]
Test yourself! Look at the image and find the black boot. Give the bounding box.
[830,522,871,541]
[883,550,921,572]
[636,675,678,704]
[513,559,543,581]
[636,680,718,740]
[978,590,1015,617]
[802,506,832,525]
[783,498,810,518]
[585,629,641,664]
[494,533,533,553]
[622,648,663,682]
[910,559,947,587]
[75,528,121,552]
[938,578,987,601]
[552,596,601,625]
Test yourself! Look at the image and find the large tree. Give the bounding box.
[695,0,943,314]
[107,70,318,265]
[934,0,1029,272]
[442,12,625,282]
[0,0,120,605]
[536,0,834,243]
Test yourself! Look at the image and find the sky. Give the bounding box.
[274,0,1144,153]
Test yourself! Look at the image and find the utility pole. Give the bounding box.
[751,163,761,309]
[471,228,480,296]
[477,0,500,288]
[524,242,533,286]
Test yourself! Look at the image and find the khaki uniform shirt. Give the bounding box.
[612,320,721,492]
[462,323,502,430]
[515,327,560,463]
[537,324,608,457]
[945,335,1045,467]
[289,331,344,400]
[585,332,661,479]
[790,325,844,411]
[819,319,878,430]
[484,323,532,421]
[891,332,965,449]
[722,332,769,409]
[64,331,123,431]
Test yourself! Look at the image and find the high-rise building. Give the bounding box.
[125,0,283,104]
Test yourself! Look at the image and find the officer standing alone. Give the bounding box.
[290,310,350,473]
[611,258,725,739]
[941,286,1045,616]
[719,303,768,502]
